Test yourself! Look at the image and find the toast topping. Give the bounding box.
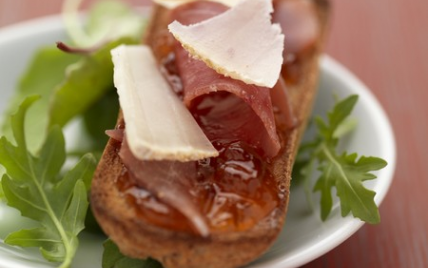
[111,45,218,162]
[107,0,318,235]
[168,0,284,88]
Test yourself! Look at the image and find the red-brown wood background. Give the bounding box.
[1,0,427,267]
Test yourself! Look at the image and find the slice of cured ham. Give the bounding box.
[175,48,281,158]
[170,1,282,158]
[168,0,284,88]
[119,136,210,236]
[273,0,320,58]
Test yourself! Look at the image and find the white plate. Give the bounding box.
[0,13,396,268]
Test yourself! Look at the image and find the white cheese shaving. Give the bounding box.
[111,45,218,162]
[153,0,240,9]
[168,0,284,88]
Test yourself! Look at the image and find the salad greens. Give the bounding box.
[0,170,4,198]
[1,48,79,153]
[293,95,387,223]
[63,0,146,47]
[0,0,149,267]
[48,37,137,129]
[0,96,96,268]
[0,0,387,267]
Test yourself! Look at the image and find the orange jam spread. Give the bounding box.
[114,54,288,232]
[115,89,284,234]
[116,133,281,234]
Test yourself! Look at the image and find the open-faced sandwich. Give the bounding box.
[91,0,330,267]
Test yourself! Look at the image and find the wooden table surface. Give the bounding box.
[1,0,427,268]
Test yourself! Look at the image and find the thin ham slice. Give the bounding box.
[105,129,124,142]
[109,129,210,236]
[273,0,320,60]
[171,1,281,158]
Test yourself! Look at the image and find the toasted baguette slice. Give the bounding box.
[91,1,330,268]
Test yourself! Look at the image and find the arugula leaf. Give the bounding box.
[0,177,4,200]
[295,95,387,223]
[103,239,163,268]
[48,37,136,129]
[83,89,120,152]
[63,0,146,47]
[0,47,79,153]
[85,0,146,45]
[0,96,97,268]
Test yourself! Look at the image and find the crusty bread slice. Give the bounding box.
[91,1,330,268]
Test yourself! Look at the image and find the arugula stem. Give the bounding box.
[320,143,343,177]
[27,159,73,268]
[58,255,73,268]
[320,143,368,213]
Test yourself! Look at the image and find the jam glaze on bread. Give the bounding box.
[91,1,330,268]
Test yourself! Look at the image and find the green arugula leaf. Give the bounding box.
[63,0,146,47]
[0,178,4,200]
[85,0,146,45]
[82,89,120,152]
[0,96,97,268]
[0,47,79,153]
[295,95,387,223]
[48,37,136,129]
[103,239,163,268]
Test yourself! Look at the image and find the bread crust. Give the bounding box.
[91,1,330,267]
